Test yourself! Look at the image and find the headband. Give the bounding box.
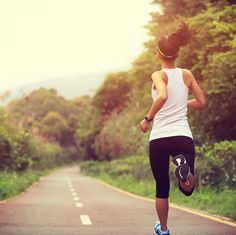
[157,46,175,58]
[157,35,177,58]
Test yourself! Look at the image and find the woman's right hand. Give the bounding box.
[139,119,150,133]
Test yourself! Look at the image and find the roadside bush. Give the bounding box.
[12,131,36,171]
[81,155,153,181]
[0,170,47,200]
[0,107,77,172]
[31,141,60,169]
[0,108,14,170]
[195,141,236,191]
[93,108,149,161]
[0,136,12,171]
[82,141,236,192]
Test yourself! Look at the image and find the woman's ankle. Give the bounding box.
[161,225,168,231]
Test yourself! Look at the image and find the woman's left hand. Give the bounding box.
[139,119,150,133]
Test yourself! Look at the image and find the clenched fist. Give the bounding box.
[139,119,150,133]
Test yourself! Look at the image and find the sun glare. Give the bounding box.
[0,0,158,90]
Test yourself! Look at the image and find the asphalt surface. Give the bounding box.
[0,166,235,235]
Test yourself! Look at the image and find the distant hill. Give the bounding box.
[0,72,107,105]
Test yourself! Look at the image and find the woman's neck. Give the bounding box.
[160,60,176,69]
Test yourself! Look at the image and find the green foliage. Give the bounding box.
[0,108,13,170]
[82,155,153,180]
[92,72,131,116]
[93,108,149,161]
[7,88,75,122]
[0,107,78,172]
[73,99,101,160]
[169,185,236,220]
[0,137,11,170]
[201,50,236,140]
[31,141,63,169]
[40,111,68,142]
[195,141,236,190]
[11,131,35,171]
[0,170,47,200]
[6,88,81,146]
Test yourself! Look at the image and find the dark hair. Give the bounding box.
[157,22,192,60]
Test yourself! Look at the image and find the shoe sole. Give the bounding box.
[173,154,190,182]
[175,162,190,182]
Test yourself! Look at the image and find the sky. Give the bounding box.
[0,0,158,91]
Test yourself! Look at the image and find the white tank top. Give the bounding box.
[149,68,193,141]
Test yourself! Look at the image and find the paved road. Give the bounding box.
[0,166,235,235]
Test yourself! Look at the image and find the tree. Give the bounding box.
[40,111,68,142]
[92,72,131,116]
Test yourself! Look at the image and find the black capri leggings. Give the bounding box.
[149,136,195,198]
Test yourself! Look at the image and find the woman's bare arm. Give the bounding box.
[146,71,168,118]
[139,71,167,133]
[184,69,206,109]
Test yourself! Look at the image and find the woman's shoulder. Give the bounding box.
[151,70,162,79]
[151,70,170,81]
[151,70,168,88]
[182,68,193,77]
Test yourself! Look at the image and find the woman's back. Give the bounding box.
[149,68,193,141]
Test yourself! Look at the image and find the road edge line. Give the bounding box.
[93,177,236,228]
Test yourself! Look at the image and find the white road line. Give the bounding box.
[80,215,92,225]
[72,192,77,196]
[73,197,80,201]
[76,202,83,207]
[70,188,75,192]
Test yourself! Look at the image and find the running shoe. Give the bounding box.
[153,222,170,235]
[172,154,190,183]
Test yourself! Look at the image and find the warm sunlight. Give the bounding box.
[0,1,235,234]
[0,0,158,91]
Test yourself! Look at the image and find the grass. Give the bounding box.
[169,185,236,220]
[81,158,236,220]
[0,163,76,201]
[0,169,50,200]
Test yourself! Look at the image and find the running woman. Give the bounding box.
[139,22,206,235]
